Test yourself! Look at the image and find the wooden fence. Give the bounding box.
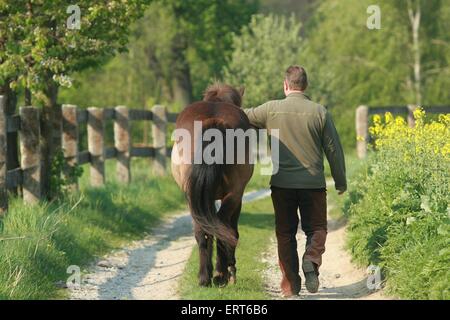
[356,104,450,159]
[0,95,178,213]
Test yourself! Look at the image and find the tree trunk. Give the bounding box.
[145,46,173,103]
[407,0,422,105]
[0,83,20,194]
[25,87,32,106]
[171,35,193,108]
[172,62,193,108]
[40,80,60,200]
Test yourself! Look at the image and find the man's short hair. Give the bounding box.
[285,65,308,91]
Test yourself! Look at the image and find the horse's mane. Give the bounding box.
[203,83,243,107]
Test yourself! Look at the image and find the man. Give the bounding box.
[244,66,346,297]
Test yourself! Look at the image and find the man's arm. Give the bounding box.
[322,112,347,193]
[243,102,270,129]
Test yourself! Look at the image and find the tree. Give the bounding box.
[60,0,258,111]
[0,0,151,198]
[60,3,173,110]
[164,0,258,105]
[259,0,318,26]
[224,14,303,108]
[390,0,449,106]
[301,0,450,149]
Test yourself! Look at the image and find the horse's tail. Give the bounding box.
[186,119,237,246]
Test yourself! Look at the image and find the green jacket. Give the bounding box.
[244,92,347,191]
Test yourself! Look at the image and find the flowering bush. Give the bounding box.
[345,109,450,299]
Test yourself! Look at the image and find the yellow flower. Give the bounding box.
[368,110,450,160]
[413,107,425,120]
[395,116,405,126]
[373,114,381,124]
[385,112,394,124]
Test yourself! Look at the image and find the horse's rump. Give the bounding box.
[174,102,252,246]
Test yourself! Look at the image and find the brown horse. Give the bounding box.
[171,83,254,287]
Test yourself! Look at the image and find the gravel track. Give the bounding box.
[69,189,270,300]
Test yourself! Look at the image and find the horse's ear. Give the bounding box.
[239,86,245,97]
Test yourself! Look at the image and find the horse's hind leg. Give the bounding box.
[227,203,241,285]
[214,197,242,286]
[194,223,213,287]
[214,239,231,287]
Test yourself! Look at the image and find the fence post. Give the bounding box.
[62,105,79,191]
[356,105,369,159]
[114,106,131,183]
[0,96,7,214]
[152,105,167,176]
[407,104,417,128]
[88,107,105,186]
[20,106,41,203]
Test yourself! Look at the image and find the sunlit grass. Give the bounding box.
[179,197,274,300]
[0,159,185,300]
[344,111,450,299]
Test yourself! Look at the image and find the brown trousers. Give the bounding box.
[270,186,327,295]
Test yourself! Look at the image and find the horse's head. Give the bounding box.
[203,82,245,108]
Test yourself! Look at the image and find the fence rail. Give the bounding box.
[0,95,178,213]
[355,104,450,159]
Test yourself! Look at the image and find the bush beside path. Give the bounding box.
[344,111,450,300]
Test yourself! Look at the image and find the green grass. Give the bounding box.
[341,115,450,299]
[0,159,185,300]
[325,151,361,220]
[179,197,274,300]
[244,163,271,192]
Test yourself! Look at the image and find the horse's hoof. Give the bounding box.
[213,272,229,288]
[228,266,237,285]
[199,277,212,287]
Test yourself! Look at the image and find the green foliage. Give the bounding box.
[224,14,303,108]
[50,149,83,199]
[344,112,450,299]
[163,0,258,77]
[0,160,185,299]
[0,0,151,103]
[60,0,258,110]
[302,0,450,149]
[59,2,176,109]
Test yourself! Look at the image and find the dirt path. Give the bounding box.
[69,189,270,300]
[69,186,389,300]
[263,201,389,300]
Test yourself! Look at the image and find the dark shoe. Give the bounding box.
[303,260,319,293]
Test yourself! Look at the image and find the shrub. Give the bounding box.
[223,14,303,108]
[345,110,450,299]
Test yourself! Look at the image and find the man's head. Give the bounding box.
[284,65,308,96]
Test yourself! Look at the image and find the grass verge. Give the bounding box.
[0,159,185,300]
[179,197,274,300]
[342,112,450,299]
[325,151,360,220]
